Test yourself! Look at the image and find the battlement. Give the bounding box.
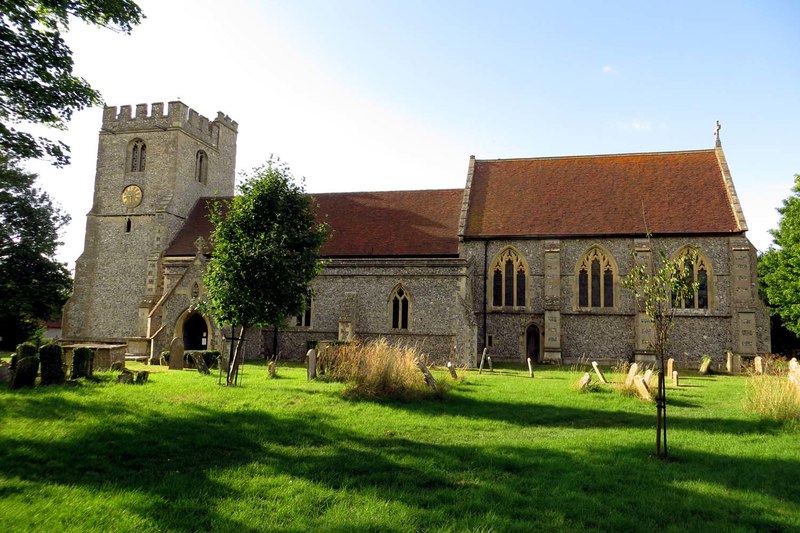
[101,101,238,146]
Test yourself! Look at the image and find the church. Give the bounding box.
[62,101,770,367]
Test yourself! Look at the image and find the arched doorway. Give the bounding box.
[183,312,208,350]
[525,324,541,363]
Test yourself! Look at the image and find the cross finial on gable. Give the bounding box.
[714,120,722,147]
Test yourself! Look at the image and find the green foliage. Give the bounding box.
[204,158,329,331]
[0,156,72,350]
[39,342,65,385]
[759,175,800,337]
[0,0,143,165]
[70,347,94,379]
[622,247,698,362]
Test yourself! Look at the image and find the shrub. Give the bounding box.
[71,347,94,379]
[322,338,447,400]
[39,343,65,385]
[745,364,800,426]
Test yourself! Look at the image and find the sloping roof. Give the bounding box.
[164,189,463,258]
[463,149,743,237]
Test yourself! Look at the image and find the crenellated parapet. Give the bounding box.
[101,101,238,147]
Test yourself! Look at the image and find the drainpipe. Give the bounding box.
[483,239,489,355]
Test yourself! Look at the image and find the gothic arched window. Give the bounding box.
[491,248,527,308]
[577,247,617,309]
[195,150,208,184]
[390,285,411,330]
[129,139,146,172]
[672,248,711,310]
[295,292,312,327]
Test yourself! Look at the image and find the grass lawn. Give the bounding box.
[0,361,797,532]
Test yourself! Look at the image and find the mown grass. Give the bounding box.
[1,362,798,532]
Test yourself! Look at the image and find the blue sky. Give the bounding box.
[28,0,800,268]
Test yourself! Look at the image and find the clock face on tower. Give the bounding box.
[121,185,143,208]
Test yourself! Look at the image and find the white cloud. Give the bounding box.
[602,65,616,75]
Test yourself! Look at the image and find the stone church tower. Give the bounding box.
[62,102,237,349]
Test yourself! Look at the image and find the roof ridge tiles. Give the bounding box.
[474,148,716,163]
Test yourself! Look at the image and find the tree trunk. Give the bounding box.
[227,325,246,386]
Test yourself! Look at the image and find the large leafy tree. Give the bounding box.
[0,0,143,165]
[203,159,329,384]
[759,175,800,336]
[0,155,72,348]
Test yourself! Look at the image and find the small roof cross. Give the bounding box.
[714,121,722,146]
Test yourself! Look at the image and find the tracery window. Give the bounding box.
[491,248,527,308]
[129,139,146,172]
[390,285,410,330]
[296,293,312,327]
[672,248,710,310]
[577,247,616,308]
[195,150,208,184]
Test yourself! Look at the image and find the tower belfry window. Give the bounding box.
[195,150,208,184]
[129,140,146,172]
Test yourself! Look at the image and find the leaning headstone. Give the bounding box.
[643,369,653,386]
[577,372,591,391]
[487,356,493,372]
[672,370,679,387]
[667,358,674,377]
[527,357,534,378]
[479,347,487,374]
[591,361,608,384]
[168,337,184,370]
[117,370,134,384]
[447,361,458,380]
[307,349,317,380]
[699,355,712,375]
[268,360,277,378]
[416,358,438,390]
[625,362,639,387]
[135,371,150,384]
[754,356,764,375]
[11,356,39,389]
[634,375,653,401]
[191,352,210,375]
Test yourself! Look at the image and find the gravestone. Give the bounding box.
[487,356,493,372]
[577,372,591,391]
[135,371,150,384]
[643,369,653,386]
[307,349,317,380]
[625,363,639,387]
[268,360,276,378]
[527,357,534,378]
[447,362,458,380]
[191,353,210,375]
[667,358,674,377]
[591,361,608,384]
[699,356,712,375]
[168,337,184,370]
[726,351,741,374]
[117,370,134,384]
[110,361,124,372]
[789,371,800,391]
[416,358,437,390]
[789,358,798,373]
[672,370,679,386]
[0,361,10,384]
[634,375,653,401]
[754,356,763,375]
[11,356,39,389]
[479,348,487,374]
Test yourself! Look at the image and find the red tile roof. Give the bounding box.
[464,150,742,237]
[165,189,463,258]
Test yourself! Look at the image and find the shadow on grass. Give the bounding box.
[1,390,797,531]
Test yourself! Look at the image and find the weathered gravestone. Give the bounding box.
[12,356,39,389]
[699,356,712,375]
[667,358,674,377]
[487,356,493,372]
[577,372,591,391]
[110,361,124,372]
[268,360,277,378]
[643,369,653,386]
[70,347,94,379]
[117,370,134,384]
[39,343,66,386]
[168,337,184,370]
[191,353,210,375]
[135,371,150,384]
[479,348,487,374]
[754,356,763,375]
[634,375,653,401]
[789,358,798,373]
[0,361,10,384]
[672,370,679,387]
[527,357,534,378]
[447,361,458,380]
[625,363,639,387]
[726,351,741,374]
[416,358,437,390]
[591,361,608,384]
[307,349,317,380]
